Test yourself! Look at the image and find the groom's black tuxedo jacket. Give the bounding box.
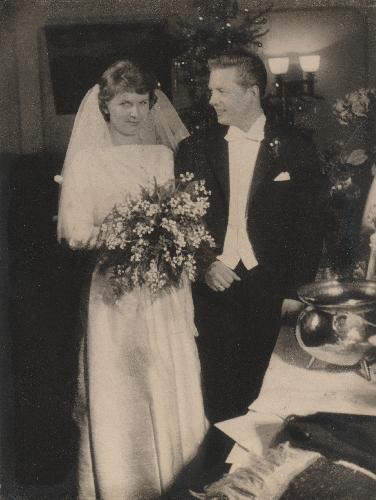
[175,120,325,298]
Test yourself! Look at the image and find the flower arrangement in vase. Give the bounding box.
[321,88,376,199]
[321,88,376,277]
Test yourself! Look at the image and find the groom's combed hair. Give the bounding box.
[98,60,157,121]
[208,49,267,97]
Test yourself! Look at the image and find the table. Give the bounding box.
[216,326,376,467]
[251,325,376,417]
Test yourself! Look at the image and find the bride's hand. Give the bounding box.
[69,227,99,250]
[69,238,91,250]
[87,227,100,249]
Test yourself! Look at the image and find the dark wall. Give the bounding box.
[0,155,14,489]
[6,153,91,483]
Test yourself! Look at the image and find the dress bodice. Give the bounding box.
[58,144,173,243]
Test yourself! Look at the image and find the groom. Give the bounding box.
[176,49,324,426]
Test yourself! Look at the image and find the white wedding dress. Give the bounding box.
[60,144,208,499]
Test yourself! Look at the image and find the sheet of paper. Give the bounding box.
[215,411,284,456]
[226,443,250,465]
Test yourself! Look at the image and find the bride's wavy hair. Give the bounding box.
[98,60,158,121]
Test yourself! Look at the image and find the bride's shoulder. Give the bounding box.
[70,147,105,164]
[70,146,129,168]
[146,144,173,162]
[145,146,174,174]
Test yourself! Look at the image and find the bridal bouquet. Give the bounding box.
[96,173,215,298]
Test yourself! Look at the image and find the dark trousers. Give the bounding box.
[193,264,283,424]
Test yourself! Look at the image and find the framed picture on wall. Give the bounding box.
[44,21,173,114]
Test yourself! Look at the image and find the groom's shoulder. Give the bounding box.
[176,125,226,175]
[265,122,318,165]
[266,120,312,143]
[178,124,227,151]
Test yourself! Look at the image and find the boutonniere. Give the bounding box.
[267,137,281,161]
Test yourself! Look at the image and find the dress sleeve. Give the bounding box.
[57,149,96,246]
[153,145,174,184]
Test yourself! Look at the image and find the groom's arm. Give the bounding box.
[176,136,221,280]
[175,135,207,180]
[175,138,190,178]
[281,130,326,298]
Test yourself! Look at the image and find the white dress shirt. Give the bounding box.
[218,113,266,270]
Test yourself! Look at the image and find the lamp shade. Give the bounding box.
[299,54,320,73]
[268,57,289,75]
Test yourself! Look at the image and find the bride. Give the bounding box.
[58,60,208,499]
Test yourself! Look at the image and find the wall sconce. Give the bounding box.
[268,57,289,98]
[268,57,290,75]
[299,55,320,97]
[268,54,321,98]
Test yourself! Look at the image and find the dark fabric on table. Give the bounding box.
[274,412,376,474]
[280,457,375,500]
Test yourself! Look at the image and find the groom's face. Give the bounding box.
[208,66,257,130]
[107,91,150,137]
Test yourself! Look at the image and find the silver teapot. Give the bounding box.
[296,280,376,369]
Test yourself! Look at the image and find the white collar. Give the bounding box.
[225,114,266,143]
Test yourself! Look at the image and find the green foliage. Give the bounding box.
[172,1,271,133]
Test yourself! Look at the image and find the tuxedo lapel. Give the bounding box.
[207,128,230,203]
[248,139,273,201]
[206,122,281,207]
[249,122,282,203]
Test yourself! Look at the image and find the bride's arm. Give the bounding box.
[57,150,98,249]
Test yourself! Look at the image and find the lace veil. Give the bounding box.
[57,84,189,241]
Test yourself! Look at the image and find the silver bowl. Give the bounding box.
[296,280,376,366]
[297,279,376,314]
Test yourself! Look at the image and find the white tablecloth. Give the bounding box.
[216,326,376,466]
[251,325,376,417]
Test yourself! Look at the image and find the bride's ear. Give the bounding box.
[98,100,111,122]
[150,90,158,109]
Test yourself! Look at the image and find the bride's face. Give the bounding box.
[107,90,150,139]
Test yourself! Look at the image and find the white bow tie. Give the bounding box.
[225,127,263,143]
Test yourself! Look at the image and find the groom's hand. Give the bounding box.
[205,260,241,292]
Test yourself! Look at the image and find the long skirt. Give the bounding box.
[75,271,208,499]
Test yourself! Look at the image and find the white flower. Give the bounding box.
[346,149,368,166]
[134,221,153,238]
[183,254,197,281]
[145,203,160,217]
[349,88,370,117]
[161,217,179,235]
[180,172,195,182]
[334,87,375,125]
[96,172,215,298]
[53,175,64,185]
